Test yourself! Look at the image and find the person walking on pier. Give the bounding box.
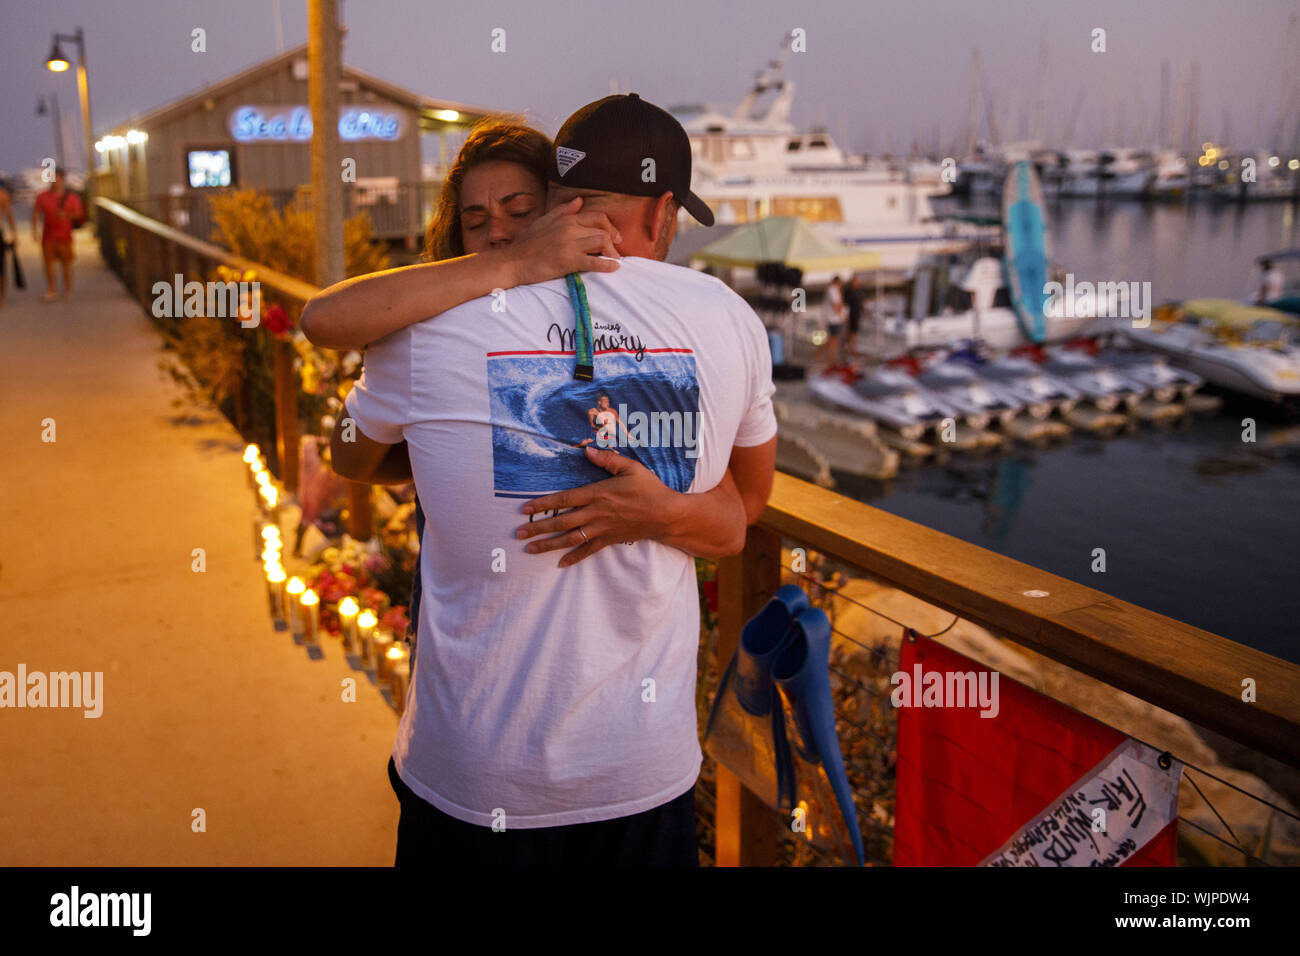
[31,168,82,302]
[0,180,19,308]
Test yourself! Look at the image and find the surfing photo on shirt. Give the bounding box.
[486,350,701,498]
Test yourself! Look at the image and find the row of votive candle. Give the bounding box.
[245,444,280,523]
[247,444,410,712]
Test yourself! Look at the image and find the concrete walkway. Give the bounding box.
[0,227,400,864]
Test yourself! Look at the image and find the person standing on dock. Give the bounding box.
[844,275,864,360]
[31,168,82,302]
[0,180,18,308]
[820,274,847,366]
[333,94,777,867]
[1255,258,1285,305]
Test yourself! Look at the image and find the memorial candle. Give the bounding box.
[337,597,359,652]
[372,628,393,678]
[286,577,306,640]
[357,610,377,664]
[390,661,411,714]
[266,565,287,624]
[300,589,320,644]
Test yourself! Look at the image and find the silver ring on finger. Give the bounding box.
[578,526,589,542]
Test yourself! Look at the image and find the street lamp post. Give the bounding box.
[36,93,67,171]
[45,27,95,208]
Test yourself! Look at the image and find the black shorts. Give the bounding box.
[828,323,845,337]
[388,757,699,867]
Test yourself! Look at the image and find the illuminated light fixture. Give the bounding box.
[1289,159,1300,171]
[45,40,70,72]
[243,445,260,463]
[1267,156,1280,168]
[96,134,126,151]
[126,129,147,145]
[1205,147,1217,160]
[433,108,460,122]
[1202,142,1213,151]
[1197,156,1209,167]
[1218,160,1230,170]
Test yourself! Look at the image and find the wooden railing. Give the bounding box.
[94,195,373,536]
[711,472,1300,864]
[107,180,443,245]
[97,196,1300,867]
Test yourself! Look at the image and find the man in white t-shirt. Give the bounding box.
[333,93,777,866]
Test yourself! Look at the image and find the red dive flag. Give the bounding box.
[893,632,1181,867]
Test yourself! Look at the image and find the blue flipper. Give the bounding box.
[703,585,808,811]
[771,607,866,867]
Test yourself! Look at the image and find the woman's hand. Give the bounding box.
[506,197,622,287]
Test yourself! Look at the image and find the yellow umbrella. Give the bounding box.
[691,216,881,273]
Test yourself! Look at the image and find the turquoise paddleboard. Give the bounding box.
[1001,161,1050,343]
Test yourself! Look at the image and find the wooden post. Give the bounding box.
[132,224,149,306]
[272,339,300,493]
[712,525,785,866]
[308,0,344,287]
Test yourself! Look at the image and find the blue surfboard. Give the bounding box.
[1002,161,1050,344]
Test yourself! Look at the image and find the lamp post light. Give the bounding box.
[35,93,67,170]
[45,28,95,209]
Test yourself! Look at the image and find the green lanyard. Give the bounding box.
[565,273,594,381]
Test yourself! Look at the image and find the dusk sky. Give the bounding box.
[2,0,1297,176]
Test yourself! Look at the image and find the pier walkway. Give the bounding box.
[0,228,400,865]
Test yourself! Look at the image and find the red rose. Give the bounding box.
[264,303,293,336]
[381,606,410,635]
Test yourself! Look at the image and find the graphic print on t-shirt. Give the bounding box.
[486,350,700,498]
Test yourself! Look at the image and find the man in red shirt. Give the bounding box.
[31,168,83,301]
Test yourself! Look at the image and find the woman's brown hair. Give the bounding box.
[423,119,552,262]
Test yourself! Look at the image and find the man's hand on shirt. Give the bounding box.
[515,447,683,567]
[515,445,757,565]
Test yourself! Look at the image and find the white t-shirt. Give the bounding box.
[345,256,777,828]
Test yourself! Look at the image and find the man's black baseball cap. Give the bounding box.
[549,93,715,227]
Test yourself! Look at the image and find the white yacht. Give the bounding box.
[885,254,1098,351]
[671,56,978,270]
[1058,148,1155,198]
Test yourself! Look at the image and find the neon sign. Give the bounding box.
[229,105,404,142]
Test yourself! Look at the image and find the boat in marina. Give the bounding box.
[1030,343,1145,411]
[1210,151,1300,202]
[946,349,1082,418]
[1119,300,1300,403]
[884,251,1097,351]
[1057,148,1156,199]
[1093,346,1204,402]
[914,359,1024,428]
[671,52,981,271]
[1256,248,1300,315]
[806,366,957,439]
[1149,150,1192,200]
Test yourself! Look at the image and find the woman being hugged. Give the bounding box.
[301,119,621,349]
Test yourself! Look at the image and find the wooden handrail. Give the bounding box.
[94,196,320,305]
[756,471,1300,769]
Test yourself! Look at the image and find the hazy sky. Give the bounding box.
[3,0,1297,176]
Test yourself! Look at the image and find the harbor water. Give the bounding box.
[822,199,1300,664]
